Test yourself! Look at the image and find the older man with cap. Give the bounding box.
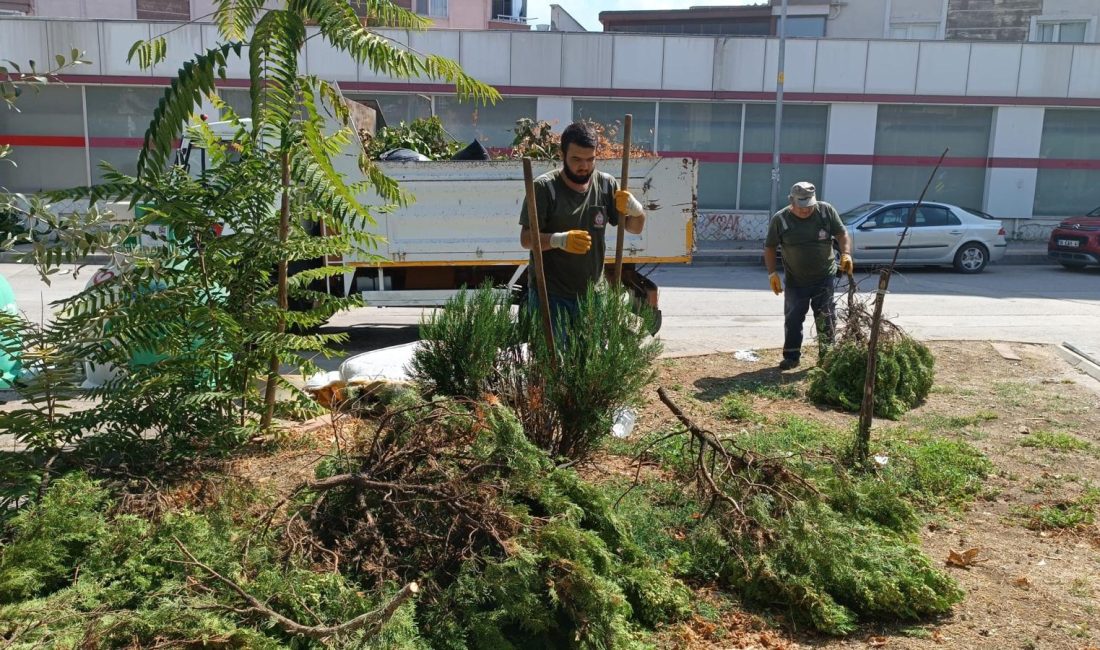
[763,181,853,370]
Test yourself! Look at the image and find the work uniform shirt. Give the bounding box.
[519,169,621,300]
[764,202,845,287]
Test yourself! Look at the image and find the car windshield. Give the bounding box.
[1088,206,1100,217]
[840,203,881,225]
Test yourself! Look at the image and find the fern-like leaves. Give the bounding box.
[214,0,268,41]
[135,42,243,177]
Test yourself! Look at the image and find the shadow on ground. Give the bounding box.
[693,366,810,402]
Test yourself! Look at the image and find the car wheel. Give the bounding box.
[1060,261,1087,271]
[953,242,988,273]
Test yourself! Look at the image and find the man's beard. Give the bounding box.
[562,164,592,185]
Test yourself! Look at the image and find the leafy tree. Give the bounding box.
[26,0,499,437]
[0,0,496,500]
[119,0,497,428]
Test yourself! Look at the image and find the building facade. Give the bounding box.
[599,0,1100,44]
[0,0,528,29]
[2,16,1100,242]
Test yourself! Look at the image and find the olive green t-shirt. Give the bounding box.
[519,169,621,300]
[764,202,845,287]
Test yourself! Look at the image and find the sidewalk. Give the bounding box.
[691,239,1051,267]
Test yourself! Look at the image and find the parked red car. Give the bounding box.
[1048,206,1100,270]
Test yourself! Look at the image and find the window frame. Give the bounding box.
[888,21,941,40]
[1029,16,1095,43]
[415,0,448,18]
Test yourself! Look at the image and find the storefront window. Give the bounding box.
[1034,108,1100,216]
[871,105,992,208]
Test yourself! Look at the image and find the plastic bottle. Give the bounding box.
[611,407,636,438]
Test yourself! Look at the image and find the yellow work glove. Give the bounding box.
[769,272,783,295]
[549,230,592,254]
[615,190,645,217]
[839,253,854,274]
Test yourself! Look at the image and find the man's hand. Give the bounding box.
[839,253,854,274]
[769,272,783,295]
[550,230,592,254]
[615,190,644,217]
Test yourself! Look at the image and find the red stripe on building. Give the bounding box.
[87,136,147,148]
[0,134,85,147]
[10,133,1100,171]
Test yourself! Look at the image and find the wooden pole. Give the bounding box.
[522,158,556,356]
[853,147,948,465]
[613,114,632,286]
[854,269,888,463]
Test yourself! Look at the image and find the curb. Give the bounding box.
[687,251,1052,268]
[1056,342,1100,383]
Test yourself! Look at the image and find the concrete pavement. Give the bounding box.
[649,264,1100,359]
[3,262,1098,364]
[691,239,1050,266]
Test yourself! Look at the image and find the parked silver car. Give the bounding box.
[839,201,1008,273]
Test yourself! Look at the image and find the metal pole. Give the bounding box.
[769,0,789,217]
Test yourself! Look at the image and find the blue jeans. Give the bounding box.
[783,276,836,362]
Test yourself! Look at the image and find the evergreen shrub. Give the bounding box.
[808,338,935,419]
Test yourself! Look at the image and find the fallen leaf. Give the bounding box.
[868,636,888,647]
[1012,576,1032,589]
[947,547,981,568]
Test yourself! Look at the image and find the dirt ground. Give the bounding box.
[622,341,1100,650]
[224,341,1100,650]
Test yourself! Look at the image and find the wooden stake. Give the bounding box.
[613,114,632,286]
[853,147,948,465]
[522,158,556,357]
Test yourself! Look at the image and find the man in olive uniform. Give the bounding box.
[764,181,853,370]
[519,122,646,330]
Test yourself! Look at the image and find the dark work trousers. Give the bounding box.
[527,287,579,343]
[782,276,836,363]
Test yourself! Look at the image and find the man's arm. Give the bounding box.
[764,246,779,275]
[834,228,851,256]
[520,227,554,250]
[624,212,644,235]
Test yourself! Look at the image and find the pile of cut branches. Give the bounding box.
[630,387,963,634]
[279,390,691,647]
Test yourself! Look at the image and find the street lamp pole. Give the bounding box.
[769,0,789,217]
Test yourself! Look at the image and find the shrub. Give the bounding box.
[0,473,109,602]
[522,286,662,461]
[410,283,515,400]
[808,338,935,419]
[366,116,462,160]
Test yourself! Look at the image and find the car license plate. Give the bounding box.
[1057,239,1080,248]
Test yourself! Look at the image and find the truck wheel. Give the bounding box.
[649,309,663,335]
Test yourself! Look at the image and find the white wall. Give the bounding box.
[985,107,1045,219]
[823,104,877,210]
[10,18,1100,101]
[827,0,885,38]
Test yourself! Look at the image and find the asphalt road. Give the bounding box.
[4,262,1099,365]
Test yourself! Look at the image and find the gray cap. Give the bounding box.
[789,181,817,208]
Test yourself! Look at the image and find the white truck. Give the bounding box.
[176,111,698,330]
